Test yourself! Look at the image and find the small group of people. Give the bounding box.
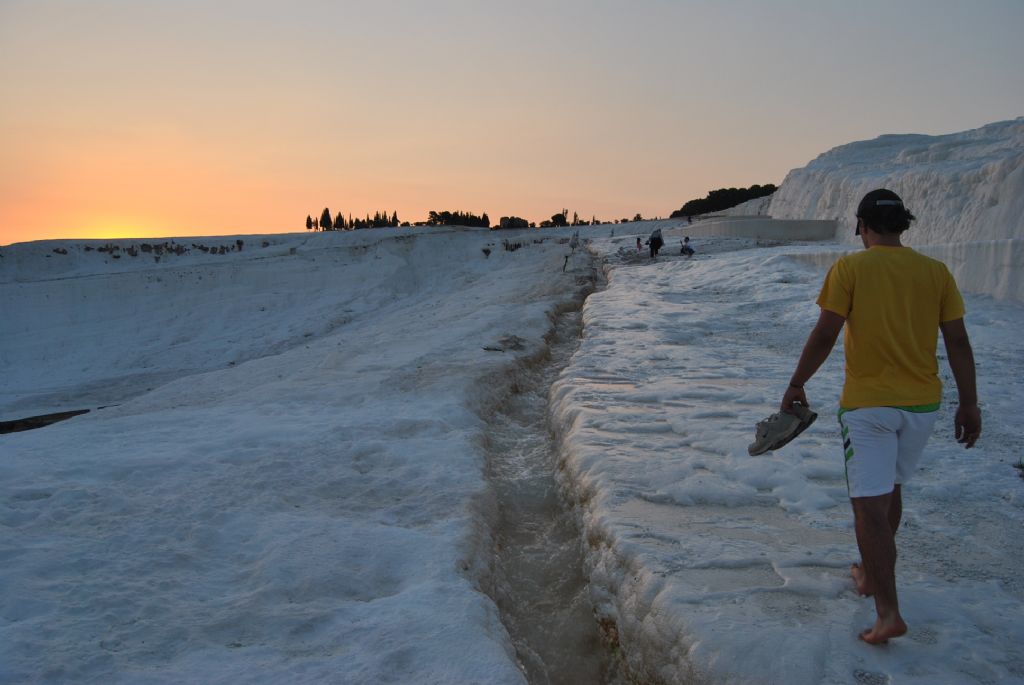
[635,229,693,260]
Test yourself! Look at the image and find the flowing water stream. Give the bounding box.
[481,277,627,685]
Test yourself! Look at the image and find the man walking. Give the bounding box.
[780,189,981,644]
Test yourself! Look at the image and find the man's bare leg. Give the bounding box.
[850,562,872,596]
[888,484,903,533]
[851,485,902,596]
[852,490,907,644]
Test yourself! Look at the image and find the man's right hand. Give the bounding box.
[781,384,808,413]
[955,404,982,448]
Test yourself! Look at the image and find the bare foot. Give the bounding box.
[850,563,874,597]
[859,615,907,645]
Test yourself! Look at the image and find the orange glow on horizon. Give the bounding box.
[3,3,1020,248]
[69,218,166,242]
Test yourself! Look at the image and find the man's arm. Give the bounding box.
[781,308,846,410]
[939,317,981,448]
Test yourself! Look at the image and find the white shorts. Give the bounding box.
[838,407,939,498]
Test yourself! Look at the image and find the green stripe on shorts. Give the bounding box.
[837,410,853,494]
[890,402,941,413]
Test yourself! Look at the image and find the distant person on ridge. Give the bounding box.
[780,188,980,645]
[648,228,663,259]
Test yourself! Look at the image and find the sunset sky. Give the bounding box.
[2,0,1023,245]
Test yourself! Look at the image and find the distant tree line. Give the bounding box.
[424,210,490,228]
[303,206,662,231]
[536,209,615,228]
[670,184,777,218]
[306,208,402,231]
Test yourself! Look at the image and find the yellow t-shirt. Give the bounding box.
[817,246,965,409]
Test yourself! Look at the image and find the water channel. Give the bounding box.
[480,269,628,685]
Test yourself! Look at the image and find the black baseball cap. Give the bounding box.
[855,189,904,235]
